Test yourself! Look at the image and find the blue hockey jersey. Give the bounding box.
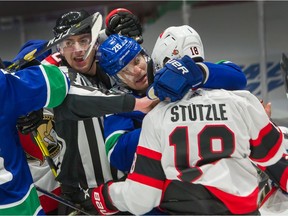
[0,65,69,215]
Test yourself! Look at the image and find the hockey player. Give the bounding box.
[13,9,176,214]
[10,11,143,214]
[4,39,64,215]
[0,63,69,215]
[97,26,247,175]
[148,25,246,101]
[90,28,287,215]
[91,62,287,215]
[19,108,63,215]
[45,9,158,214]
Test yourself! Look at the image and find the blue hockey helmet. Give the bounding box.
[97,34,143,77]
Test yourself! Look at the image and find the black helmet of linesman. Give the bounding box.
[53,10,91,36]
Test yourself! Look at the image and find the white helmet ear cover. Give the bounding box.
[151,25,204,71]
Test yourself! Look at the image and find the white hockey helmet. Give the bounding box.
[151,25,204,70]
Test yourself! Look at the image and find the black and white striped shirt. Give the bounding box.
[54,67,135,189]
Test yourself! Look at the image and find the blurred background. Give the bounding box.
[1,0,288,126]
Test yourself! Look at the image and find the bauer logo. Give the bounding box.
[167,59,189,74]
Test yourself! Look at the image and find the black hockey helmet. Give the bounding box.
[53,10,91,36]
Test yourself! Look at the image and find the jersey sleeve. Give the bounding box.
[108,112,165,215]
[259,126,288,192]
[237,91,286,167]
[1,65,69,117]
[199,60,247,90]
[104,113,141,172]
[53,83,136,120]
[262,153,288,192]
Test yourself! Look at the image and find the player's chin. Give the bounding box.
[136,75,148,86]
[72,65,88,74]
[134,82,148,92]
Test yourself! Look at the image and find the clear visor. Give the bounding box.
[111,65,135,87]
[116,54,145,83]
[58,34,94,52]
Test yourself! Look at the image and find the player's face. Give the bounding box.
[59,34,96,76]
[117,54,148,91]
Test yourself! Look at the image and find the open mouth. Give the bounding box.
[136,74,147,83]
[74,56,85,62]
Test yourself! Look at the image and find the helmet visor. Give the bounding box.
[114,54,148,89]
[58,34,93,52]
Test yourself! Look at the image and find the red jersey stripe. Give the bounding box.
[128,172,164,190]
[250,123,272,147]
[205,185,259,214]
[137,146,162,160]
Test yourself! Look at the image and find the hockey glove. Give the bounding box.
[91,183,119,215]
[147,55,205,102]
[105,8,143,44]
[17,109,43,134]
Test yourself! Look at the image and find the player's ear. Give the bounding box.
[57,44,64,55]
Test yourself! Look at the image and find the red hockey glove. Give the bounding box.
[105,8,143,44]
[91,183,119,215]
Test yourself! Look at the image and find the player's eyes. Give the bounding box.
[79,37,91,46]
[64,40,74,47]
[134,56,141,65]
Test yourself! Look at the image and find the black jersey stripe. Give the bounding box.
[128,146,165,182]
[84,118,105,185]
[265,154,288,190]
[250,123,282,162]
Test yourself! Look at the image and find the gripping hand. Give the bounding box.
[105,8,143,44]
[91,183,119,215]
[17,109,43,134]
[147,55,204,102]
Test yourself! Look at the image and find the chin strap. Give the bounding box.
[147,55,155,86]
[86,57,96,74]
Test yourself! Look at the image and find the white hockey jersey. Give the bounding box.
[108,89,285,215]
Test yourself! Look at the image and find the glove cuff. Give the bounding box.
[91,183,119,215]
[196,62,209,85]
[105,8,132,27]
[179,55,204,87]
[147,84,158,100]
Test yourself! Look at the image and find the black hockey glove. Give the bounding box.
[17,109,43,135]
[77,188,98,214]
[61,187,99,214]
[105,8,143,44]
